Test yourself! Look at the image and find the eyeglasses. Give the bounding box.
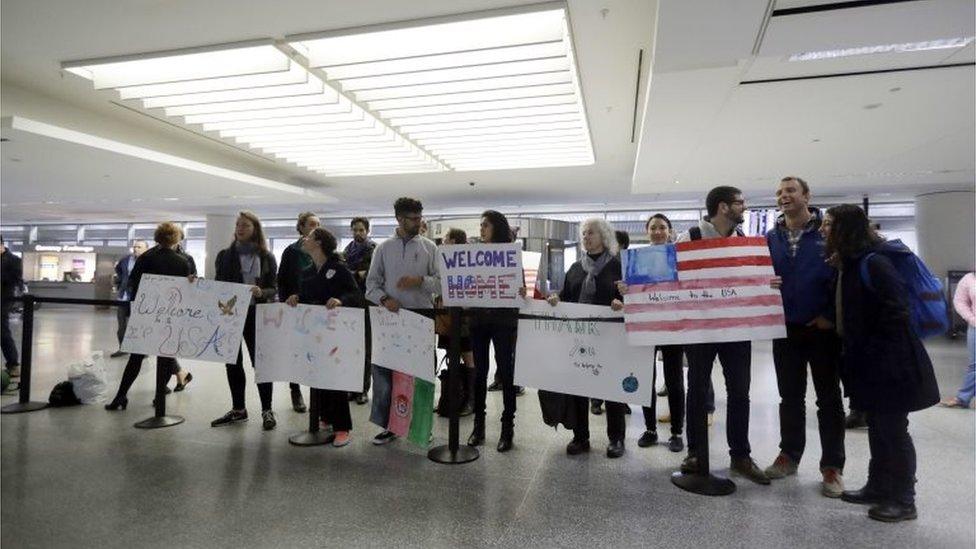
[400,215,423,222]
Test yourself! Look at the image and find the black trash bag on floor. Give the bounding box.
[48,381,82,407]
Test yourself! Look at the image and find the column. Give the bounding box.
[204,214,236,279]
[915,190,976,279]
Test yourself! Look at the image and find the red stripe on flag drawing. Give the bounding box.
[675,236,768,252]
[625,313,785,332]
[628,276,773,293]
[676,256,772,271]
[624,294,782,313]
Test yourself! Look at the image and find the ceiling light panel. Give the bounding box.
[63,41,445,176]
[289,2,594,171]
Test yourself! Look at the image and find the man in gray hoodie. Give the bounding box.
[677,185,770,486]
[365,197,441,445]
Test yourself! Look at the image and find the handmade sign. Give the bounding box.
[121,274,252,363]
[253,303,365,391]
[438,243,523,307]
[514,299,653,406]
[369,306,436,383]
[623,236,786,346]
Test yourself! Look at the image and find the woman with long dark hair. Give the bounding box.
[825,204,939,522]
[467,210,520,452]
[211,211,280,430]
[284,227,363,447]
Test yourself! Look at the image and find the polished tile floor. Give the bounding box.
[2,308,974,548]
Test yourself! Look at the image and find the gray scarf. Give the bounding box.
[579,250,612,304]
[234,242,261,286]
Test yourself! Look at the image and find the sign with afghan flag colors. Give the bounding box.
[385,371,435,447]
[438,243,524,307]
[623,236,786,346]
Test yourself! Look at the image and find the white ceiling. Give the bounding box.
[1,0,974,224]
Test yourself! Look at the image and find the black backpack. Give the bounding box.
[48,381,82,407]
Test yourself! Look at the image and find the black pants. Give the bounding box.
[773,324,845,469]
[686,341,752,458]
[643,345,685,436]
[113,353,178,400]
[115,302,129,347]
[472,323,516,423]
[1,303,18,366]
[225,306,273,411]
[573,396,627,442]
[867,411,916,505]
[316,389,352,431]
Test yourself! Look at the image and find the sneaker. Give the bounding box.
[590,401,603,415]
[291,391,307,413]
[211,409,248,427]
[261,410,277,431]
[658,413,671,424]
[333,431,351,447]
[667,435,684,453]
[566,438,591,455]
[487,381,502,392]
[514,385,525,396]
[680,455,699,474]
[355,393,369,405]
[637,430,658,447]
[764,453,798,479]
[606,439,625,458]
[731,457,771,485]
[372,430,397,445]
[821,468,844,498]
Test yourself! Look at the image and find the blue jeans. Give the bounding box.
[956,325,976,406]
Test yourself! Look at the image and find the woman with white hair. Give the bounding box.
[547,217,627,458]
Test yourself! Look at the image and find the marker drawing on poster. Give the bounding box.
[369,306,436,383]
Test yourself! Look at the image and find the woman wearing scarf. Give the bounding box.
[211,211,280,431]
[546,218,627,458]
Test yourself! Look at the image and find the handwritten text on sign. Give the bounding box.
[121,274,252,363]
[370,307,436,383]
[514,300,652,406]
[438,243,523,307]
[253,303,365,391]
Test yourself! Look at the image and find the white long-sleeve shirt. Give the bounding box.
[365,233,440,308]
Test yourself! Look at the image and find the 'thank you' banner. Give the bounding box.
[121,274,252,363]
[514,300,653,406]
[369,307,436,383]
[623,236,786,346]
[253,303,366,391]
[438,243,523,308]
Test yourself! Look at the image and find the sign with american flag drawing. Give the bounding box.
[622,237,786,346]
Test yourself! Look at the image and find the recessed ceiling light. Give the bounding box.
[162,197,180,201]
[789,36,974,61]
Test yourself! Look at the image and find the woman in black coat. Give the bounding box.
[105,222,192,410]
[546,217,627,458]
[284,227,364,448]
[825,204,939,523]
[210,211,280,430]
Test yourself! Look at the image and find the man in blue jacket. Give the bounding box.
[764,176,845,498]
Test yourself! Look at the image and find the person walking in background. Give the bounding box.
[211,211,281,431]
[940,271,975,409]
[763,176,846,498]
[0,237,23,377]
[344,216,377,406]
[110,240,148,358]
[276,211,323,413]
[825,204,939,522]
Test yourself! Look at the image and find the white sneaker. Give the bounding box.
[371,430,397,445]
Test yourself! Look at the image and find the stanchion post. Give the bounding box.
[134,358,184,429]
[428,307,479,464]
[290,388,333,446]
[2,294,48,414]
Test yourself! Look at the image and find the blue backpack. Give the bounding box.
[859,240,948,339]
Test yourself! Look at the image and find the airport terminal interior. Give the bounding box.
[1,1,974,547]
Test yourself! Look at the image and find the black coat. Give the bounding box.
[1,250,23,300]
[559,254,622,306]
[298,257,364,308]
[838,242,939,413]
[127,246,192,301]
[277,240,310,302]
[214,243,277,304]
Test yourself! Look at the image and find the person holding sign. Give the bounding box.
[105,223,192,411]
[546,218,628,458]
[276,211,323,414]
[284,227,364,447]
[467,210,521,452]
[211,212,281,431]
[364,197,441,446]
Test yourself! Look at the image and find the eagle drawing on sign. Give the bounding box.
[218,295,237,316]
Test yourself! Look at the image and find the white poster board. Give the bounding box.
[369,306,436,383]
[253,303,365,391]
[515,300,653,406]
[121,274,252,364]
[438,243,524,308]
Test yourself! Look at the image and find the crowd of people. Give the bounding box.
[1,175,971,525]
